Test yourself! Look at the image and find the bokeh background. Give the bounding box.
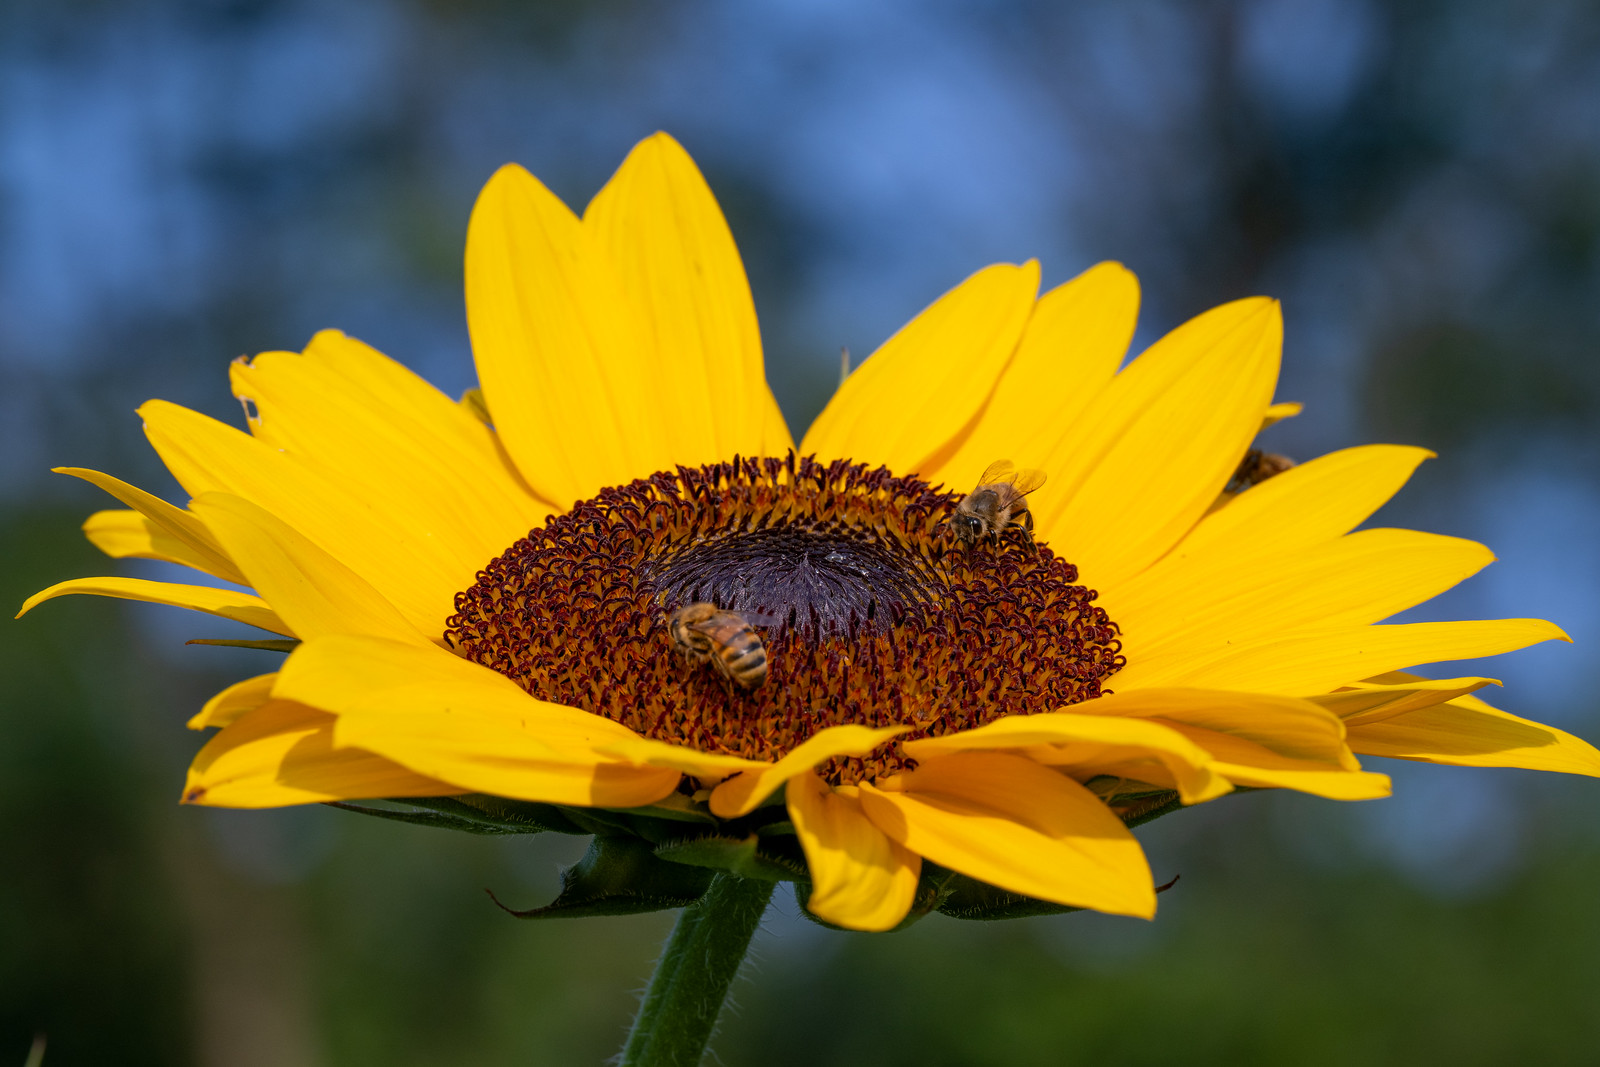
[4,1,1599,1064]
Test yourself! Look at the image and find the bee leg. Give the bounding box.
[1020,509,1038,555]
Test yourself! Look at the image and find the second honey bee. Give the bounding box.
[948,459,1048,550]
[1226,448,1295,493]
[667,602,768,690]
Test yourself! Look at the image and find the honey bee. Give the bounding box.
[667,602,768,690]
[1226,449,1295,493]
[948,460,1048,549]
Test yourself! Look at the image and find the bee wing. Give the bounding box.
[1009,468,1047,496]
[735,606,785,628]
[978,459,1017,485]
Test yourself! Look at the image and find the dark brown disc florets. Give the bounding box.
[445,454,1123,784]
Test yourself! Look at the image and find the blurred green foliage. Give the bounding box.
[1,514,191,1065]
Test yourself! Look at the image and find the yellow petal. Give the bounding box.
[188,672,278,730]
[1032,298,1282,588]
[901,711,1229,804]
[274,633,637,745]
[273,634,678,807]
[799,261,1041,475]
[1346,688,1600,777]
[464,162,670,507]
[139,399,469,634]
[58,467,246,583]
[17,576,291,635]
[584,132,791,462]
[757,380,795,460]
[1067,687,1353,765]
[595,735,766,781]
[788,771,920,932]
[859,752,1156,918]
[1115,618,1571,696]
[81,509,225,578]
[1261,401,1302,428]
[190,493,423,644]
[1146,722,1391,799]
[1114,528,1495,662]
[183,700,462,808]
[1158,444,1435,565]
[1207,759,1392,799]
[230,330,549,562]
[926,262,1139,489]
[707,724,908,818]
[1312,675,1500,727]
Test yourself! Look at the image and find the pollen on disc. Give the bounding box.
[446,454,1123,784]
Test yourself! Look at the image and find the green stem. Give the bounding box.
[619,873,775,1067]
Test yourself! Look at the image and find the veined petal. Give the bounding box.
[139,399,469,634]
[1114,528,1496,662]
[273,634,678,807]
[1115,618,1571,696]
[191,493,423,644]
[230,331,549,560]
[1312,675,1500,727]
[1146,722,1390,799]
[859,752,1155,918]
[1160,444,1435,564]
[274,633,636,744]
[1207,759,1392,799]
[183,700,463,808]
[800,262,1041,476]
[1065,687,1353,765]
[758,382,796,460]
[584,132,790,462]
[1033,298,1282,588]
[81,510,226,578]
[595,736,766,782]
[789,771,920,932]
[17,576,290,635]
[708,724,908,818]
[466,161,645,506]
[902,711,1229,805]
[189,672,277,730]
[1345,679,1600,777]
[926,262,1139,489]
[58,467,246,583]
[333,713,680,808]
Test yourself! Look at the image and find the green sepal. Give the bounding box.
[416,795,588,834]
[605,791,719,826]
[185,637,300,653]
[491,834,714,919]
[891,863,958,929]
[329,792,732,844]
[653,834,807,883]
[1114,789,1183,829]
[935,872,1085,921]
[586,794,721,845]
[936,869,1182,921]
[325,800,537,836]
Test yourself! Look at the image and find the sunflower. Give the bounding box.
[21,133,1596,936]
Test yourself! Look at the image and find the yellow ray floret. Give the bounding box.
[788,771,921,932]
[861,754,1156,919]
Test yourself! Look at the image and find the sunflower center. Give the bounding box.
[445,454,1123,784]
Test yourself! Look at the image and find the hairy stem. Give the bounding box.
[618,873,775,1067]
